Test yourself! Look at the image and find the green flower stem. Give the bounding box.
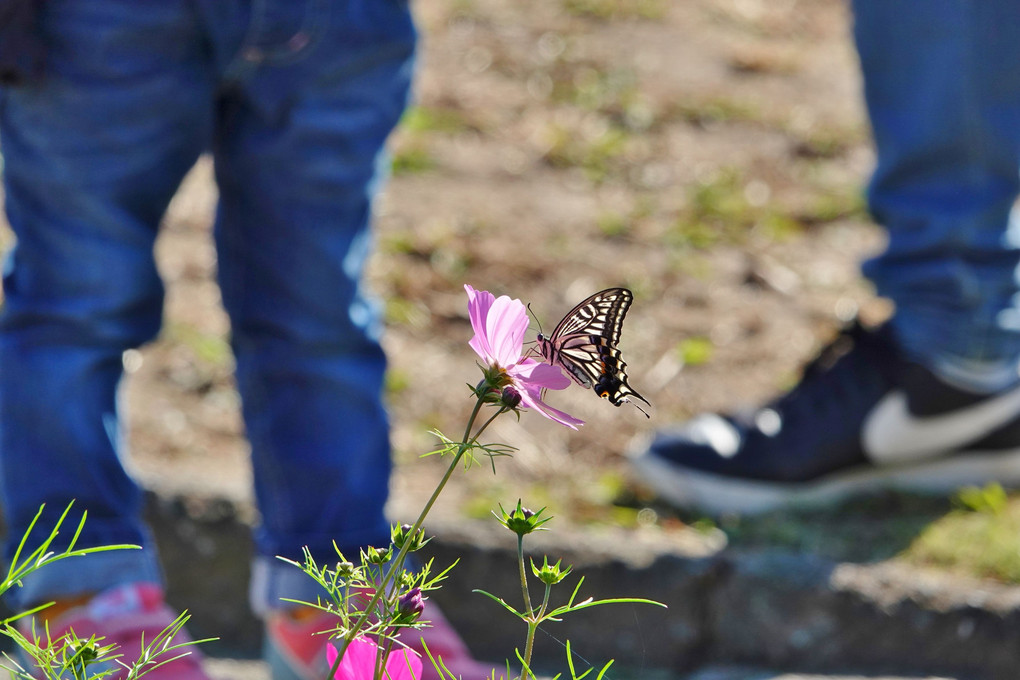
[375,634,396,680]
[517,536,533,619]
[518,536,541,678]
[328,394,506,680]
[538,584,552,622]
[520,553,555,677]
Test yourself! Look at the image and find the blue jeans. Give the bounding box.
[853,0,1020,385]
[0,0,415,612]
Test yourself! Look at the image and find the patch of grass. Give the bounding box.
[665,96,764,128]
[799,187,868,225]
[668,218,723,250]
[542,122,630,183]
[641,485,1020,584]
[391,147,436,176]
[691,169,752,222]
[595,211,629,238]
[163,322,233,368]
[399,105,471,135]
[379,231,418,256]
[668,168,805,250]
[668,169,754,248]
[553,66,638,112]
[676,336,714,366]
[385,297,430,330]
[385,368,412,396]
[562,0,666,21]
[789,123,869,160]
[755,211,802,241]
[638,490,951,565]
[903,484,1020,583]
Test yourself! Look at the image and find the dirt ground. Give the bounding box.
[0,0,887,534]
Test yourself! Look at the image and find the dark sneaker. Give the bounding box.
[629,321,1020,515]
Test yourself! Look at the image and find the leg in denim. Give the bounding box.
[853,0,1020,387]
[204,0,418,614]
[0,1,212,608]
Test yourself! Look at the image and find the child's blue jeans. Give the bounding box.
[0,0,415,612]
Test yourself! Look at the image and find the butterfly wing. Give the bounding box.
[537,288,650,410]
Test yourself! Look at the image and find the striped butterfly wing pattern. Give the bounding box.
[537,288,650,413]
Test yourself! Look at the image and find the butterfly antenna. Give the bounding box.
[527,302,546,336]
[524,302,544,359]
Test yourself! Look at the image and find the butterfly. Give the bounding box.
[536,287,650,416]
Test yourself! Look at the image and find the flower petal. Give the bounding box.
[465,284,497,363]
[329,637,381,680]
[513,358,571,391]
[518,387,585,429]
[385,647,423,680]
[465,284,494,335]
[485,295,528,366]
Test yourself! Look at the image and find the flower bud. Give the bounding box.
[67,639,100,665]
[394,586,426,625]
[531,555,572,586]
[391,523,430,553]
[336,561,356,579]
[495,499,552,537]
[363,545,393,565]
[500,386,522,409]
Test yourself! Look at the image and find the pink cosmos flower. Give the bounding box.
[465,284,584,429]
[328,637,423,680]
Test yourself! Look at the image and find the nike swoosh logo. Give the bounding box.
[862,384,1020,464]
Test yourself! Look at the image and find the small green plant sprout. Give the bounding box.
[558,640,615,680]
[4,626,117,680]
[5,610,210,680]
[0,503,139,607]
[476,503,666,678]
[954,482,1009,515]
[531,556,571,587]
[0,503,214,680]
[495,501,552,537]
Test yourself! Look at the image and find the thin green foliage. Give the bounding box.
[0,502,216,680]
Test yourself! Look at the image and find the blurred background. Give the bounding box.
[0,0,957,563]
[6,0,1018,676]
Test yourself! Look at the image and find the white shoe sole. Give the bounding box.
[628,436,1020,516]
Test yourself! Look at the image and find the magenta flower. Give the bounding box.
[465,284,584,429]
[328,637,422,680]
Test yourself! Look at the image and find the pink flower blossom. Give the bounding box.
[465,284,584,429]
[328,637,422,680]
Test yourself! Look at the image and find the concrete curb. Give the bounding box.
[145,492,1019,680]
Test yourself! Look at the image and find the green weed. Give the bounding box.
[391,147,436,175]
[562,0,666,20]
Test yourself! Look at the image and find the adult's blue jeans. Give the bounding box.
[0,0,415,612]
[853,0,1020,388]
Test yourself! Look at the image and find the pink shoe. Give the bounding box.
[264,599,498,680]
[17,582,210,680]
